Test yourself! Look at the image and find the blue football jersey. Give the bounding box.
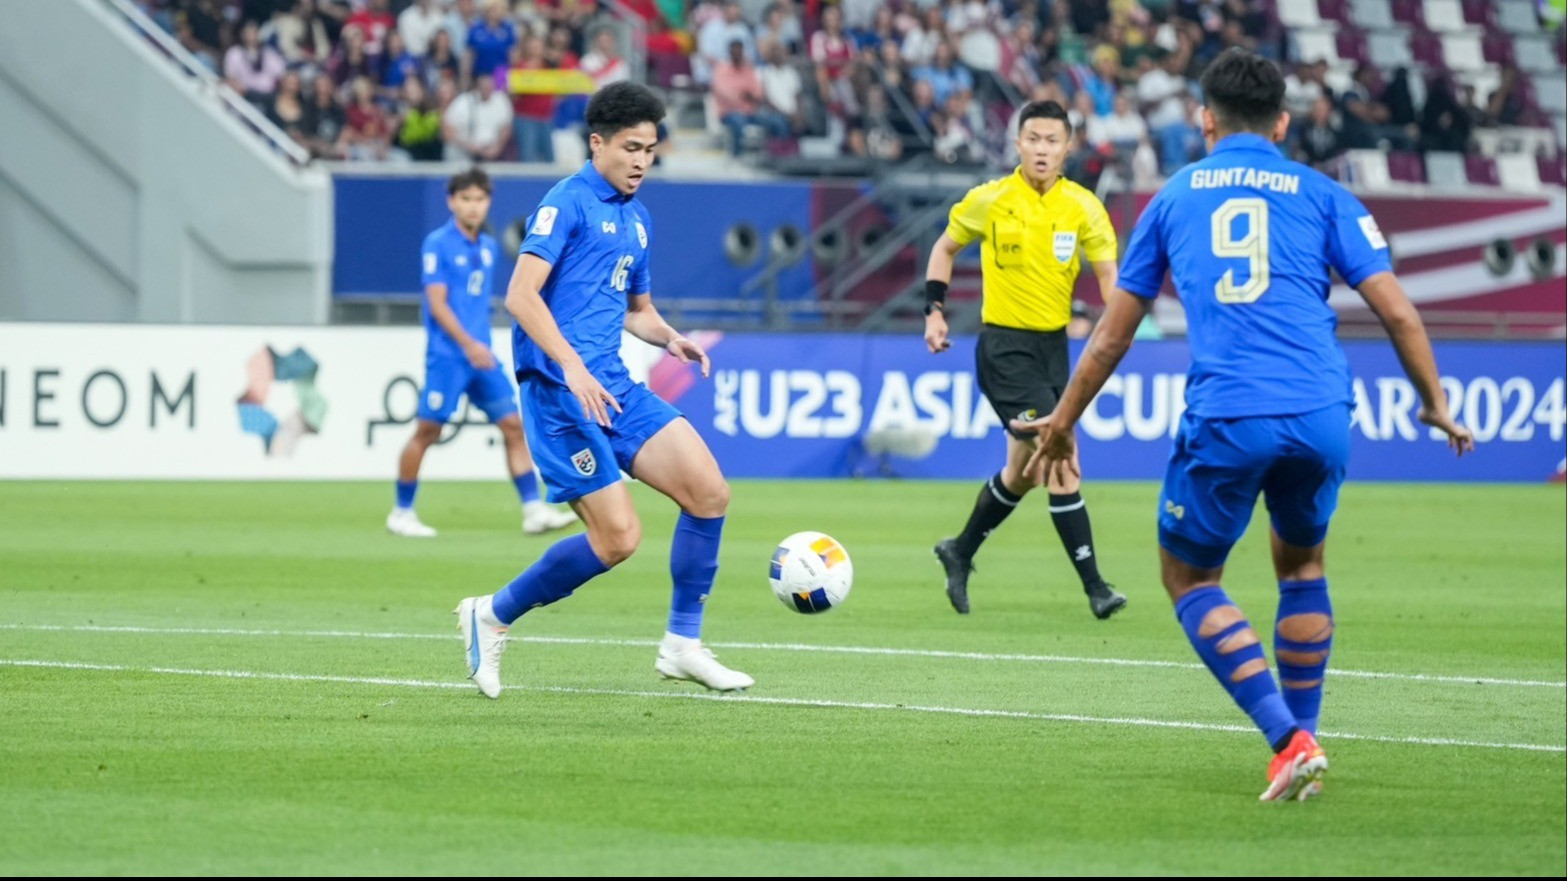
[420,219,500,361]
[513,161,652,394]
[1119,133,1393,419]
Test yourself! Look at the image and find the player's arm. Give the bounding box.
[424,282,495,369]
[625,294,710,378]
[1356,271,1474,455]
[505,253,621,425]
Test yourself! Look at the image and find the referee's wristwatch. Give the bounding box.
[923,301,944,316]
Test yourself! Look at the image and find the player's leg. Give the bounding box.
[454,382,629,698]
[1262,404,1351,742]
[1039,438,1125,619]
[936,328,1034,613]
[472,364,579,535]
[389,360,464,536]
[618,387,752,691]
[1158,413,1321,801]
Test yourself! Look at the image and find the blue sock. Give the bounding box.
[1174,586,1299,749]
[490,533,609,624]
[513,472,541,505]
[395,480,417,510]
[1275,578,1333,735]
[668,512,724,638]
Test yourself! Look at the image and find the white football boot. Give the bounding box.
[655,634,754,691]
[522,501,579,535]
[454,595,508,699]
[386,507,437,537]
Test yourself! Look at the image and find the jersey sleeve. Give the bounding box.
[944,185,989,247]
[519,190,583,267]
[420,239,444,288]
[1324,183,1393,287]
[1077,191,1118,263]
[632,214,652,295]
[1116,191,1169,299]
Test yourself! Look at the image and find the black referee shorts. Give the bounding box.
[975,323,1070,440]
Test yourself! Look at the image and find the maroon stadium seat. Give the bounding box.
[1538,156,1567,187]
[1465,154,1501,185]
[1386,151,1426,182]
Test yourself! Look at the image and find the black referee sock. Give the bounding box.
[953,472,1021,559]
[1049,491,1103,586]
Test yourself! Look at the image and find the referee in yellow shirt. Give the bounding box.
[922,100,1127,620]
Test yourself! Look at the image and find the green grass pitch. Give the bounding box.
[1,479,1562,875]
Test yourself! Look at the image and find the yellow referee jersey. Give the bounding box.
[944,168,1118,332]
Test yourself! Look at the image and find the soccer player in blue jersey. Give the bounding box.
[388,168,578,539]
[453,83,752,698]
[1014,49,1474,801]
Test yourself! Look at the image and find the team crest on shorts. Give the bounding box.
[427,391,444,410]
[571,448,597,476]
[1053,231,1077,263]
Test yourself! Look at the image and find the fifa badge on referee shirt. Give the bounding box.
[1053,232,1077,263]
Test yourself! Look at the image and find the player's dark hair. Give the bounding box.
[447,167,492,196]
[1200,48,1287,133]
[585,82,666,141]
[1017,99,1072,135]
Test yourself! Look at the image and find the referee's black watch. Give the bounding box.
[923,300,944,316]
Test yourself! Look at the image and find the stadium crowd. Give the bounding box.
[134,0,1563,182]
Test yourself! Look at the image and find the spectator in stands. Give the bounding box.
[1068,86,1094,131]
[1068,0,1110,37]
[909,78,940,131]
[263,0,333,68]
[850,7,898,52]
[329,24,380,87]
[901,7,945,68]
[581,28,631,89]
[345,0,394,55]
[697,2,757,86]
[812,5,856,112]
[1138,48,1197,173]
[877,39,915,99]
[1087,89,1149,151]
[398,0,446,58]
[1082,45,1120,115]
[545,25,580,70]
[225,20,287,106]
[342,75,393,160]
[914,41,974,108]
[267,69,308,144]
[499,35,554,163]
[758,2,805,57]
[443,70,513,161]
[1382,66,1424,141]
[424,29,461,89]
[1296,95,1344,169]
[1283,58,1329,119]
[301,72,347,158]
[712,39,791,156]
[380,31,424,99]
[1486,66,1527,126]
[1340,64,1414,150]
[172,0,225,71]
[465,0,518,84]
[444,0,480,57]
[759,38,807,135]
[392,77,445,161]
[1001,18,1045,95]
[846,84,905,160]
[1420,76,1473,153]
[1458,83,1487,132]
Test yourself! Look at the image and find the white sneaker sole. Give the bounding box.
[654,658,753,692]
[1261,754,1328,802]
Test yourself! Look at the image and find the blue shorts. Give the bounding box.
[520,378,682,503]
[1158,403,1351,569]
[417,354,518,424]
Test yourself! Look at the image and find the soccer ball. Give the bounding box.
[769,531,853,613]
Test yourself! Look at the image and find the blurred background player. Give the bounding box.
[1019,49,1475,802]
[388,168,578,538]
[922,100,1127,621]
[454,83,752,699]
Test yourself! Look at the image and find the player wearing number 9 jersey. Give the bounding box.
[451,82,753,700]
[1013,49,1475,802]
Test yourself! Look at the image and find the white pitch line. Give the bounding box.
[4,623,1564,690]
[1,658,1561,754]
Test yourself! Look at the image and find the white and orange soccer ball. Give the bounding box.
[769,531,854,613]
